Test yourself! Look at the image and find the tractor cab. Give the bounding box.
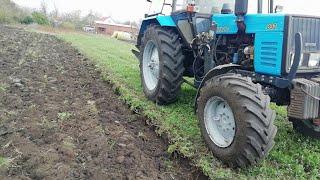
[134,0,320,168]
[146,0,235,15]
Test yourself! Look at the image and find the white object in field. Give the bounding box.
[83,26,95,33]
[112,31,132,41]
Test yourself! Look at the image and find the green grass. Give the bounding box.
[0,83,7,92]
[58,33,320,179]
[0,156,9,167]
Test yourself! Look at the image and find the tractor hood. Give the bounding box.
[213,14,286,34]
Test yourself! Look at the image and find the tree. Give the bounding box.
[82,10,101,26]
[51,3,59,19]
[0,0,29,24]
[32,12,49,25]
[40,0,47,15]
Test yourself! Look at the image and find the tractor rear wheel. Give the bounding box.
[139,25,185,105]
[290,118,320,139]
[196,73,277,168]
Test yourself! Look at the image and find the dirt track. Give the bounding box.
[0,26,204,179]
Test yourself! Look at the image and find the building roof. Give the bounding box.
[95,17,137,28]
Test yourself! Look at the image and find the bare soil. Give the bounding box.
[0,26,205,180]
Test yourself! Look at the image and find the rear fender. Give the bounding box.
[137,16,176,48]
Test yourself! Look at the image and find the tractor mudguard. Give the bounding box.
[194,64,241,110]
[131,49,140,59]
[137,16,176,48]
[140,16,176,35]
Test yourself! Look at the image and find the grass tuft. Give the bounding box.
[57,112,72,121]
[0,156,9,167]
[0,83,7,92]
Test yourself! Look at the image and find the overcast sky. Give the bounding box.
[12,0,320,22]
[12,0,148,21]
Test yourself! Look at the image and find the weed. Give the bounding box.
[163,158,174,170]
[0,83,7,92]
[40,116,57,129]
[95,125,105,135]
[0,156,9,167]
[107,138,117,151]
[57,112,72,121]
[127,116,137,123]
[62,136,75,150]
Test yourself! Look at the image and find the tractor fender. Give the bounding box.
[137,16,176,48]
[194,64,241,110]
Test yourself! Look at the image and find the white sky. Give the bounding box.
[12,0,148,21]
[12,0,320,22]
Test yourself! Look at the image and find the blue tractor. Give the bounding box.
[133,0,320,167]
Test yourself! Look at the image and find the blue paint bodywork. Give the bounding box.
[254,32,284,76]
[139,13,286,76]
[155,16,176,26]
[137,15,176,48]
[139,16,175,37]
[213,14,285,34]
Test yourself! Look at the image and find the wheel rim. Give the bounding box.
[204,96,236,148]
[143,40,160,91]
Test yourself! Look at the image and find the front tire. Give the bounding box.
[290,118,320,139]
[197,73,277,168]
[139,25,185,105]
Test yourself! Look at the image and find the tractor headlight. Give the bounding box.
[289,52,320,68]
[308,53,320,67]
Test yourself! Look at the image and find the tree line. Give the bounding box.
[0,0,102,30]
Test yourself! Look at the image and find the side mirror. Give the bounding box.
[275,5,284,13]
[146,0,151,17]
[235,0,248,16]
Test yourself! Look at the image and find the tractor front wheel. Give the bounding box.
[197,73,277,168]
[290,118,320,139]
[139,25,185,105]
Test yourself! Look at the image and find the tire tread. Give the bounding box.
[197,73,277,168]
[140,25,185,104]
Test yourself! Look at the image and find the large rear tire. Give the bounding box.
[290,118,320,139]
[196,73,277,168]
[139,25,185,105]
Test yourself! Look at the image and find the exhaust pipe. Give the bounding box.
[258,0,263,13]
[235,0,248,33]
[269,0,274,13]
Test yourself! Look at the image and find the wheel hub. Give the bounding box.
[143,41,160,91]
[204,96,236,148]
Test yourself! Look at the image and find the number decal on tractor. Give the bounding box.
[267,23,277,30]
[217,26,230,33]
